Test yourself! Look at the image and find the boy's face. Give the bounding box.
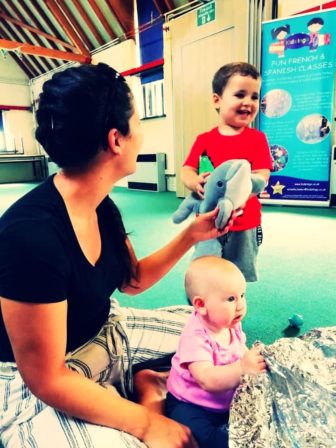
[213,74,261,131]
[200,268,247,329]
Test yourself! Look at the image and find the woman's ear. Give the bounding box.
[193,296,207,316]
[107,128,122,155]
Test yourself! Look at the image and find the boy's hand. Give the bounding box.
[241,346,267,375]
[234,203,246,217]
[194,172,210,199]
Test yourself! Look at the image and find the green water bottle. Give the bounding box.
[199,152,214,174]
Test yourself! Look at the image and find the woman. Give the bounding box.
[0,63,233,448]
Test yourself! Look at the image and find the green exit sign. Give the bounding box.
[197,2,216,27]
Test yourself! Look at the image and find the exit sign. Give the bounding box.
[197,2,216,27]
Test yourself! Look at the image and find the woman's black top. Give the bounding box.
[0,176,127,362]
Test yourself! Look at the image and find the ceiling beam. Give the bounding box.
[9,0,62,67]
[2,3,55,73]
[55,0,93,51]
[0,28,38,78]
[45,0,89,56]
[87,0,116,40]
[0,38,91,63]
[31,0,71,53]
[105,0,134,35]
[153,0,170,14]
[165,0,176,9]
[0,11,74,50]
[0,18,46,75]
[71,0,104,46]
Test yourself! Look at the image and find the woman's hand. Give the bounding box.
[144,413,198,448]
[186,208,238,244]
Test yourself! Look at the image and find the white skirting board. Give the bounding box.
[127,153,166,192]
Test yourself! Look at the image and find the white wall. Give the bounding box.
[0,54,30,104]
[0,55,38,155]
[0,54,30,106]
[91,39,136,71]
[278,0,324,17]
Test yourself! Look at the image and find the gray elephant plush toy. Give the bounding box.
[172,159,267,259]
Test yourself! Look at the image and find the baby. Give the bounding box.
[165,256,266,448]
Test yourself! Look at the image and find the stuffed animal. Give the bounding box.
[173,159,267,259]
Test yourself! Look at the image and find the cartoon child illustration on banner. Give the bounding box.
[268,17,330,57]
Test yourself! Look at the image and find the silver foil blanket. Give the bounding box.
[229,327,336,447]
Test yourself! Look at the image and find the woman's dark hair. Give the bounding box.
[35,63,133,170]
[212,62,260,96]
[104,198,138,289]
[36,63,136,286]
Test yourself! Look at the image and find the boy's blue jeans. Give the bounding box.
[165,392,229,448]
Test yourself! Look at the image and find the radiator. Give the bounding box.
[0,155,48,183]
[127,153,166,192]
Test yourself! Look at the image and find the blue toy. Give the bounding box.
[172,159,267,259]
[288,314,304,328]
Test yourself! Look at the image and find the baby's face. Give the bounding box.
[204,269,247,329]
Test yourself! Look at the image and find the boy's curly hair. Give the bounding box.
[212,62,260,96]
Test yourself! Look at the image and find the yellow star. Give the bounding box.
[271,180,285,195]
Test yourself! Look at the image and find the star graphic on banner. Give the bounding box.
[271,181,285,195]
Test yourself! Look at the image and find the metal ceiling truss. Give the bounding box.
[0,0,195,79]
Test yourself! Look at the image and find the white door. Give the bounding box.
[169,0,251,196]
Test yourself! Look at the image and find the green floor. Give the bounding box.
[1,182,335,346]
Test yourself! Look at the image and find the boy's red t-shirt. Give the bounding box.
[183,127,273,231]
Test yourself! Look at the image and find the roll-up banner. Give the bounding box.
[259,9,336,206]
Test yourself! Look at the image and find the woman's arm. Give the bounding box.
[1,298,196,448]
[188,347,266,393]
[122,208,233,295]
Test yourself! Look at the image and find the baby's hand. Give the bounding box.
[195,172,210,199]
[241,346,267,375]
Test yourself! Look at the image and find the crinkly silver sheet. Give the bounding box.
[229,327,336,447]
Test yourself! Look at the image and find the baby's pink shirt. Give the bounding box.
[167,310,246,412]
